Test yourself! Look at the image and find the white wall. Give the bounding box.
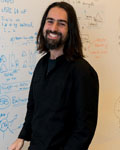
[0,0,120,150]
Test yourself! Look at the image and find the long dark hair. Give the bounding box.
[37,2,84,61]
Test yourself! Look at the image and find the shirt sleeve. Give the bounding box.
[18,77,34,141]
[18,55,46,141]
[63,63,99,150]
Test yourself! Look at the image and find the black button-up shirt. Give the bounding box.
[18,53,99,150]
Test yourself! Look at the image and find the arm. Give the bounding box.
[9,78,34,150]
[9,57,44,149]
[18,55,45,141]
[18,76,34,141]
[64,63,99,150]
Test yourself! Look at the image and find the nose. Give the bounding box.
[51,22,58,32]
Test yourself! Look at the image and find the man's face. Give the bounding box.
[43,7,68,50]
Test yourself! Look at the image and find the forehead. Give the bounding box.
[47,7,68,21]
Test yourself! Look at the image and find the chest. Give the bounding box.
[32,62,73,111]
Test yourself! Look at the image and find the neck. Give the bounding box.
[49,47,64,60]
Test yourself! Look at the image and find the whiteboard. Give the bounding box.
[0,0,120,150]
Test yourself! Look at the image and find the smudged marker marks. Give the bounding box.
[114,96,120,128]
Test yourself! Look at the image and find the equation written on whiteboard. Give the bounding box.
[0,0,38,146]
[0,94,28,109]
[0,16,33,33]
[62,0,106,60]
[0,0,14,4]
[0,113,23,139]
[1,7,27,14]
[0,81,30,94]
[0,51,37,74]
[62,0,96,6]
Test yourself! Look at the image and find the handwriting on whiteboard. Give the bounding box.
[0,0,38,146]
[0,113,23,139]
[0,95,28,110]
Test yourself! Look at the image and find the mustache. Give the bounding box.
[46,30,62,36]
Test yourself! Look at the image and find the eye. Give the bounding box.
[58,21,67,27]
[59,22,66,26]
[46,19,54,24]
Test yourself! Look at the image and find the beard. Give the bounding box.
[43,30,67,50]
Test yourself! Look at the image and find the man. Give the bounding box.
[9,2,99,150]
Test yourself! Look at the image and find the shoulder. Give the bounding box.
[37,53,48,65]
[34,53,48,69]
[31,53,48,78]
[72,58,98,80]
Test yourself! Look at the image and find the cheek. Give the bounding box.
[43,26,47,37]
[44,23,50,31]
[43,25,51,37]
[63,29,68,38]
[43,25,46,31]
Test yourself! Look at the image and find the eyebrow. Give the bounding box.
[46,17,68,24]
